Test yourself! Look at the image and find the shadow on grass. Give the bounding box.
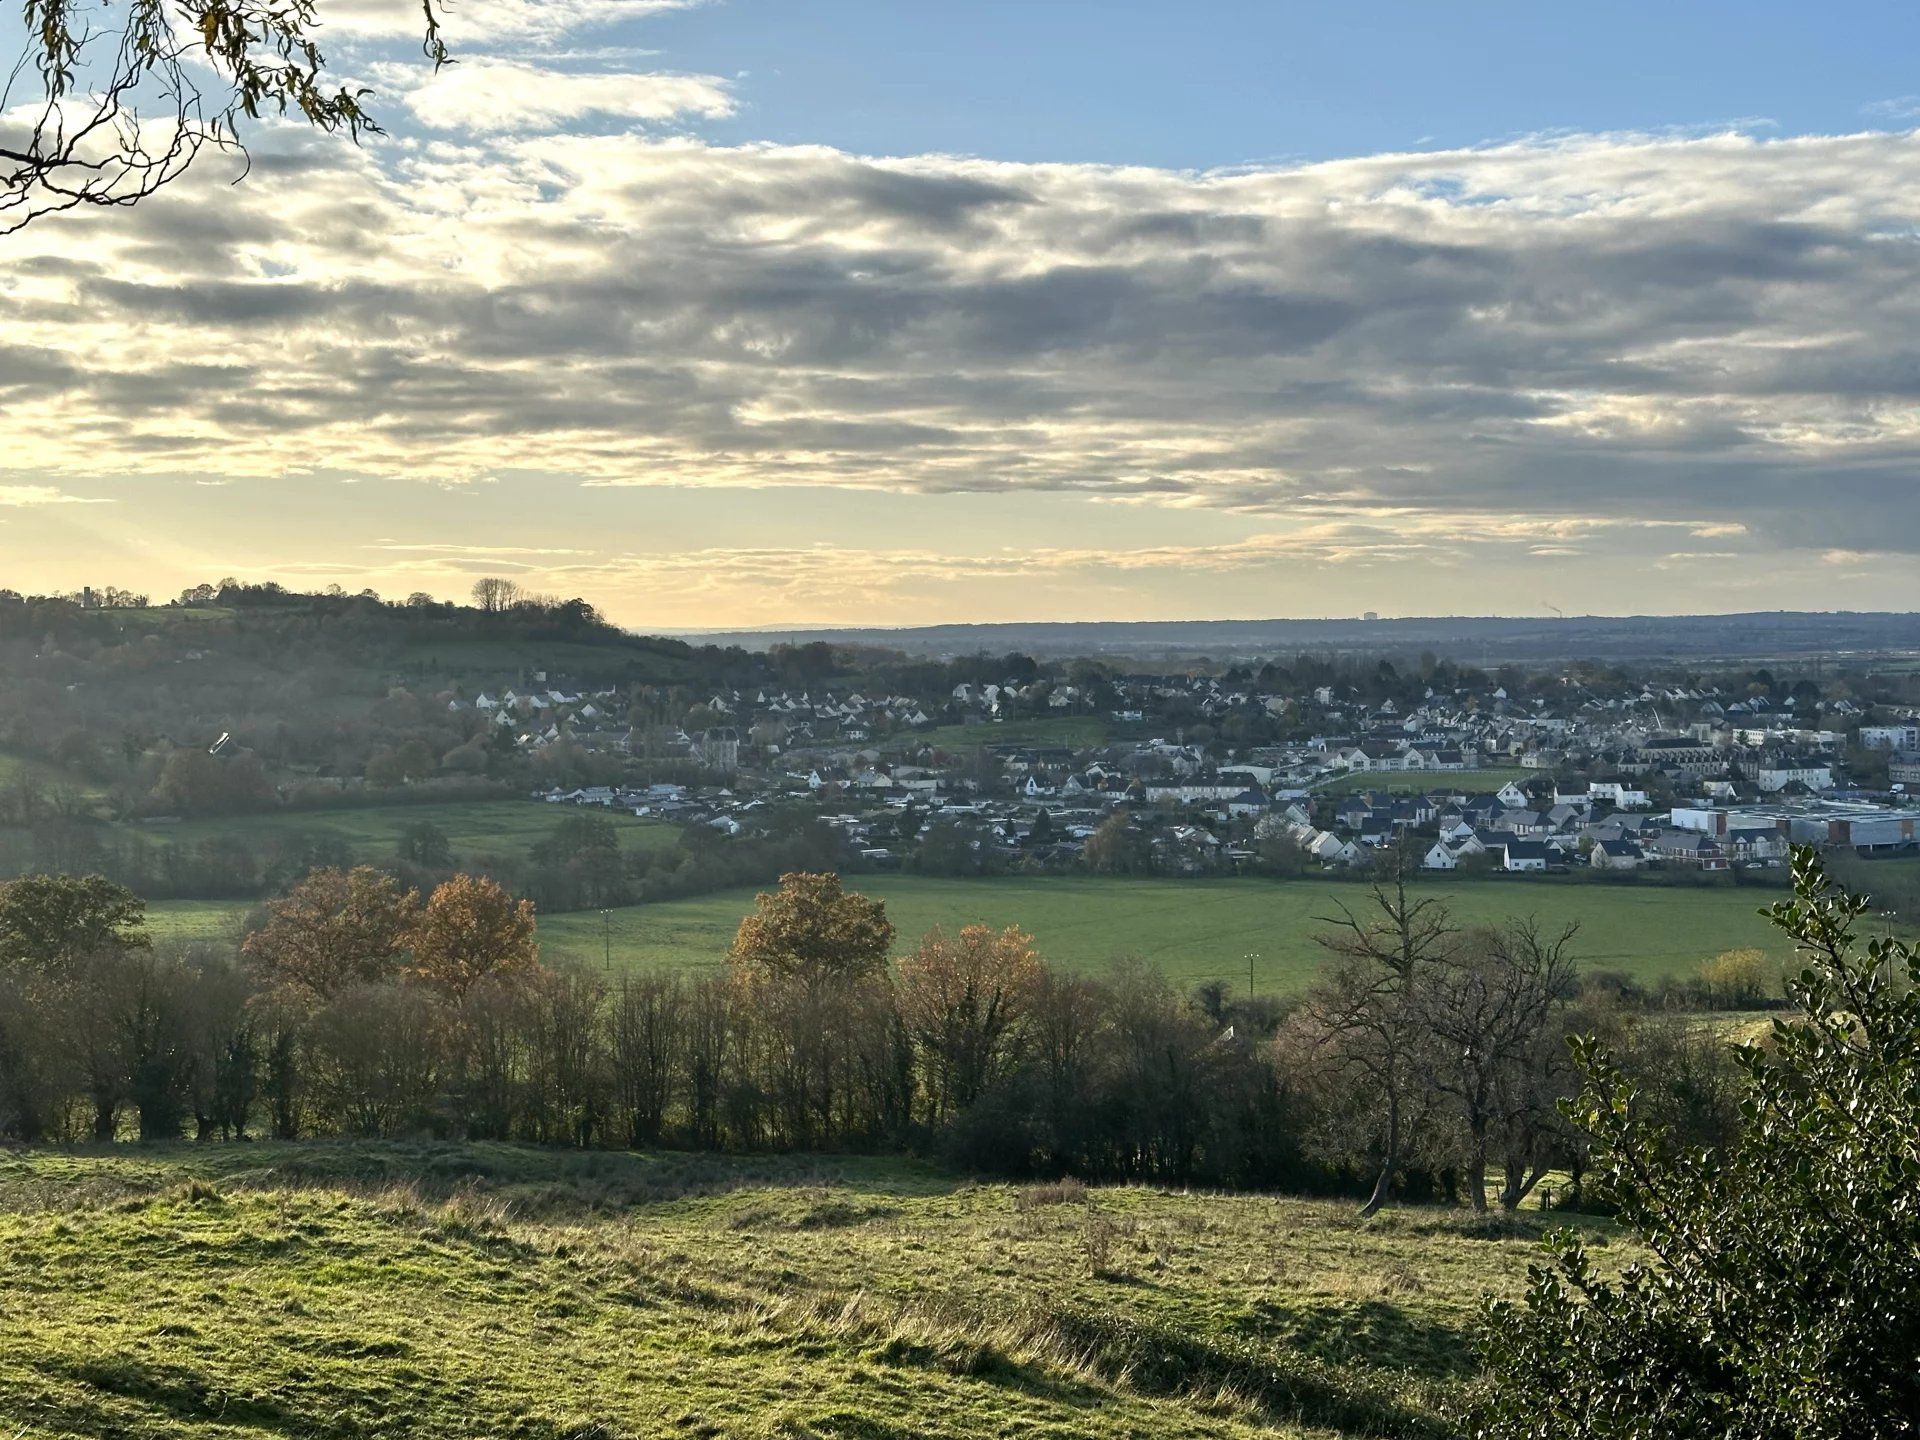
[1248,1296,1475,1379]
[1039,1304,1453,1439]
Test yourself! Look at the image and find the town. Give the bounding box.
[519,667,1920,878]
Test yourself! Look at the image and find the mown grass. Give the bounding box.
[0,1143,1583,1438]
[539,874,1798,993]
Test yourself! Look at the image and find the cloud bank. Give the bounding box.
[6,121,1920,597]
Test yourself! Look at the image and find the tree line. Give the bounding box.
[0,864,1745,1206]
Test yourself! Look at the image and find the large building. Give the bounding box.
[1860,723,1920,751]
[1677,798,1920,858]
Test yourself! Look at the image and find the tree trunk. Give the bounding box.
[1466,1130,1490,1213]
[1359,1091,1401,1217]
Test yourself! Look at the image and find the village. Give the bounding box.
[494,668,1920,878]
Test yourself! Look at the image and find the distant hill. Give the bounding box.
[674,611,1920,663]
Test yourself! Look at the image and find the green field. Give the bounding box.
[1315,766,1539,796]
[0,1141,1577,1438]
[905,716,1113,753]
[145,899,256,944]
[540,874,1801,993]
[0,750,109,807]
[128,800,676,866]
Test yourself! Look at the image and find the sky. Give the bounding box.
[5,0,1920,629]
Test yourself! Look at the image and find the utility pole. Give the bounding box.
[601,908,612,971]
[1244,951,1259,1002]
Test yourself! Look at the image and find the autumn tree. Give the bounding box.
[0,874,149,972]
[241,866,418,1002]
[409,873,541,1001]
[897,925,1044,1123]
[1697,946,1777,1009]
[1083,812,1153,875]
[729,872,895,1146]
[728,872,894,988]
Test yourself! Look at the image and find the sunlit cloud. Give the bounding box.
[7,118,1920,619]
[0,485,110,506]
[393,59,734,132]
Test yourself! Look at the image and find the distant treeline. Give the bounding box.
[0,867,1753,1209]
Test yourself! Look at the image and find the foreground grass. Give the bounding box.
[539,874,1798,992]
[0,1143,1583,1439]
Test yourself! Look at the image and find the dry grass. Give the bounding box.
[0,1142,1600,1438]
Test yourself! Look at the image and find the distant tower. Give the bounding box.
[1362,610,1379,622]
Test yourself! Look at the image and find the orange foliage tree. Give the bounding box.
[728,872,894,988]
[409,874,540,1001]
[896,924,1045,1122]
[242,866,419,1001]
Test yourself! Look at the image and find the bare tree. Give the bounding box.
[470,577,524,615]
[1423,918,1580,1211]
[1306,855,1458,1216]
[4,0,445,232]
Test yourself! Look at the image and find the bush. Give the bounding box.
[1474,847,1920,1437]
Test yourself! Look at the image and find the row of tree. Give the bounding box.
[0,866,1750,1209]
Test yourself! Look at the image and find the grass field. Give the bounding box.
[1314,767,1538,796]
[144,899,256,944]
[905,717,1113,753]
[539,874,1802,992]
[0,750,110,809]
[128,800,676,867]
[0,1141,1581,1438]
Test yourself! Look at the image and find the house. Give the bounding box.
[1646,831,1730,870]
[695,727,740,771]
[1305,830,1364,866]
[1754,756,1833,793]
[1496,781,1531,807]
[1496,839,1551,872]
[1589,778,1650,809]
[1589,837,1645,871]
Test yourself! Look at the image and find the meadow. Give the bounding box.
[128,799,676,868]
[0,1141,1583,1438]
[903,716,1115,753]
[534,874,1795,993]
[1313,767,1538,796]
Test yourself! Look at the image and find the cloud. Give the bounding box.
[368,541,596,556]
[10,124,1920,575]
[0,485,109,506]
[323,0,704,47]
[395,59,734,133]
[1863,97,1920,122]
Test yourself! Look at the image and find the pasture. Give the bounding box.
[126,800,676,867]
[0,1141,1579,1438]
[1313,766,1539,796]
[539,874,1796,993]
[904,716,1113,753]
